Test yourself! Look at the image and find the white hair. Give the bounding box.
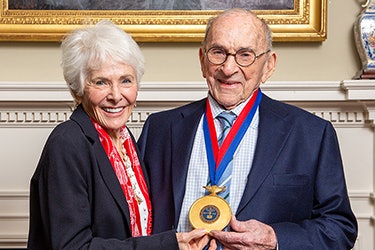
[61,20,144,102]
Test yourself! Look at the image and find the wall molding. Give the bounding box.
[0,80,375,127]
[1,190,373,199]
[0,108,370,127]
[0,80,374,102]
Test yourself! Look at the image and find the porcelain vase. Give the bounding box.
[354,0,375,79]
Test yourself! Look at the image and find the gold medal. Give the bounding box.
[189,185,232,232]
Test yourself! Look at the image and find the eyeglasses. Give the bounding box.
[206,47,271,67]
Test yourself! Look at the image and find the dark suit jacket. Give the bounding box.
[28,105,178,250]
[138,93,358,249]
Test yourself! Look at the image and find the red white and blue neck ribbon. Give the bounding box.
[203,89,262,185]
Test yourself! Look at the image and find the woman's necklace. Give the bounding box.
[117,140,143,205]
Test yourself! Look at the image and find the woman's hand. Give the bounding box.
[176,229,209,250]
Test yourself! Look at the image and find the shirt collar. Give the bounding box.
[207,93,251,118]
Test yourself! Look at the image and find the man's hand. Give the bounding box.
[176,229,209,250]
[208,216,277,250]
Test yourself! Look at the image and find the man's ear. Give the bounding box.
[199,47,207,79]
[261,51,277,83]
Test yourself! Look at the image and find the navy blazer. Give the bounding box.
[138,93,358,249]
[28,105,178,250]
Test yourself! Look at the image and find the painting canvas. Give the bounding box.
[9,0,294,11]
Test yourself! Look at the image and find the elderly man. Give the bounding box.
[138,8,357,249]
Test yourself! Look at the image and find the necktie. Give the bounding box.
[216,111,237,200]
[217,111,237,146]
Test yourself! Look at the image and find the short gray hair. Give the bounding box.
[61,20,144,102]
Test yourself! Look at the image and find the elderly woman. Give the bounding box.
[27,21,208,249]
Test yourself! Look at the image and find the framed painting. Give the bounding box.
[0,0,327,42]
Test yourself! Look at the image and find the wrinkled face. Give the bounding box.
[200,12,276,110]
[82,60,138,135]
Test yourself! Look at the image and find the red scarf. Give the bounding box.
[92,119,152,236]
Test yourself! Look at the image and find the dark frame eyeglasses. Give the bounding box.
[205,47,271,67]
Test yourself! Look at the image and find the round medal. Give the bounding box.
[189,186,232,232]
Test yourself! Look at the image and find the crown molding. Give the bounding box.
[0,80,374,102]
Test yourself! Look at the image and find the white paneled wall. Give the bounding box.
[0,80,374,249]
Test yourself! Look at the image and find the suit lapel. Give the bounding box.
[236,96,293,215]
[72,106,132,229]
[164,95,293,222]
[171,99,206,224]
[94,140,132,227]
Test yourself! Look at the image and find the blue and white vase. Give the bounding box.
[354,0,375,78]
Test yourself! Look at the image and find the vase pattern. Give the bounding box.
[355,0,375,77]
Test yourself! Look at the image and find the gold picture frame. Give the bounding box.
[0,0,327,42]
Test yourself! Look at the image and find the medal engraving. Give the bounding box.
[200,205,220,223]
[189,185,232,232]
